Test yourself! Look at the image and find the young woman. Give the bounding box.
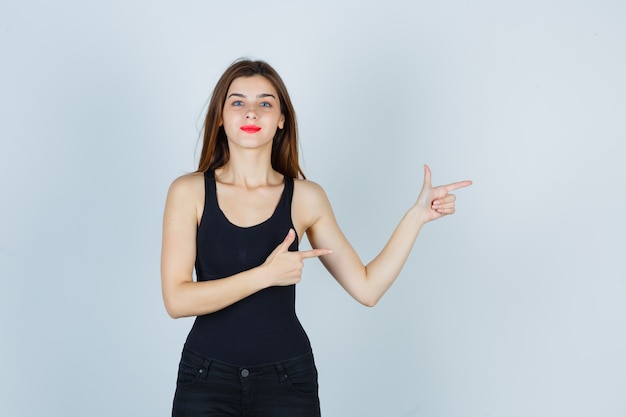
[161,59,472,416]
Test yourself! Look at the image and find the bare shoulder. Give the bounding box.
[165,172,205,209]
[293,178,334,233]
[168,172,204,195]
[293,178,330,205]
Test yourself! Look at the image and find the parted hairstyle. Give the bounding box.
[196,59,305,179]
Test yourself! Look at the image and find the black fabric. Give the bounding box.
[172,349,321,416]
[183,170,311,366]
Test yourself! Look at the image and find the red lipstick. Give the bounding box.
[240,125,261,133]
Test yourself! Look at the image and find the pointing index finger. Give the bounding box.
[444,180,473,192]
[299,249,333,259]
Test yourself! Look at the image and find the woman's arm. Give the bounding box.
[160,174,331,318]
[303,165,472,307]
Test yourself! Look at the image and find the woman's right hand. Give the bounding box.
[262,229,332,286]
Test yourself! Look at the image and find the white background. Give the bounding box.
[1,1,625,416]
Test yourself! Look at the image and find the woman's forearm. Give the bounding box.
[163,266,271,319]
[362,207,427,306]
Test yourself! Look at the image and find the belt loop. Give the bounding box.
[275,362,288,382]
[197,357,212,381]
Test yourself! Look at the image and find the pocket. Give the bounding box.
[176,350,210,387]
[284,359,319,395]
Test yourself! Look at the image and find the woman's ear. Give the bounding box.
[278,114,285,129]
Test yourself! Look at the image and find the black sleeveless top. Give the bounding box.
[183,170,312,366]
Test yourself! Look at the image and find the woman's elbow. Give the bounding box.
[162,279,194,318]
[163,295,187,319]
[356,293,380,308]
[166,308,184,319]
[164,303,181,319]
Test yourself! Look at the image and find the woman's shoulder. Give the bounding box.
[292,178,334,231]
[294,178,326,197]
[167,172,205,200]
[293,178,331,209]
[171,171,204,184]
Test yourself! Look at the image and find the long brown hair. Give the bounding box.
[196,59,305,179]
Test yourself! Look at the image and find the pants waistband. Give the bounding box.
[181,348,315,379]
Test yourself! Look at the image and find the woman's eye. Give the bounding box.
[260,102,271,108]
[232,100,244,106]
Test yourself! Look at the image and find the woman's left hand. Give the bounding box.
[414,164,472,223]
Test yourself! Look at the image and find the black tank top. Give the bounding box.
[183,170,312,366]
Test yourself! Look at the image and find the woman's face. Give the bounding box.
[221,75,285,151]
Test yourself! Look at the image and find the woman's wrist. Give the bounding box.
[407,204,430,227]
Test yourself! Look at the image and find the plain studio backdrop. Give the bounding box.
[1,1,624,416]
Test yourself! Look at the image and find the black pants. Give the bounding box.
[172,349,321,417]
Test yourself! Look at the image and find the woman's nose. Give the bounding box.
[245,107,258,120]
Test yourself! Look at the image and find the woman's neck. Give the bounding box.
[216,151,281,188]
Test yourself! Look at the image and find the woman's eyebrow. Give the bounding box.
[227,93,277,99]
